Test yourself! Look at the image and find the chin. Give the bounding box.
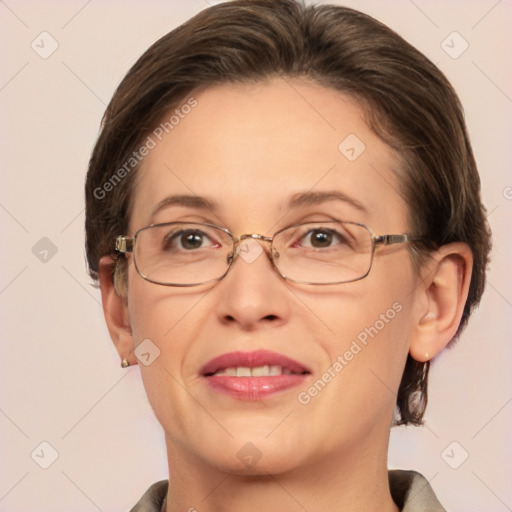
[195,427,314,476]
[209,446,304,476]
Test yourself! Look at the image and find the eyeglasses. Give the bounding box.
[115,220,422,287]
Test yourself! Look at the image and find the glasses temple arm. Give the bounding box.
[115,236,134,254]
[374,234,425,246]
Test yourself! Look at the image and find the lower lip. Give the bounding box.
[204,375,309,400]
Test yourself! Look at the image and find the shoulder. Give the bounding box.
[129,480,168,512]
[389,469,447,512]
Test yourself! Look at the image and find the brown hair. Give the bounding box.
[85,0,491,425]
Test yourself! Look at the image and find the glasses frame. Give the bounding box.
[115,220,423,287]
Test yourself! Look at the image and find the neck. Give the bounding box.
[164,432,399,512]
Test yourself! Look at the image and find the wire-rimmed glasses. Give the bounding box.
[115,220,422,286]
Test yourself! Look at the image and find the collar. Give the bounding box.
[130,469,446,512]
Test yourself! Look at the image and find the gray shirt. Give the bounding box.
[130,470,446,511]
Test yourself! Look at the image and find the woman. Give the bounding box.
[85,1,491,510]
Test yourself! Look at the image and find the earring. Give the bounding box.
[421,359,429,382]
[121,358,130,368]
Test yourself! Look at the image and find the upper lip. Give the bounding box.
[200,349,311,376]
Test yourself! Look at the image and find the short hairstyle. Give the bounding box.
[85,0,491,425]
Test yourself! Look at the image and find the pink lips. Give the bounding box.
[200,349,311,400]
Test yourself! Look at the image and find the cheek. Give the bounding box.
[309,266,413,356]
[126,263,207,342]
[293,291,413,444]
[125,272,207,416]
[312,293,411,387]
[299,254,416,405]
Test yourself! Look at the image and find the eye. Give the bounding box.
[298,228,349,249]
[163,229,218,251]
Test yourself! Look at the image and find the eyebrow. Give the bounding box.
[150,194,218,220]
[287,190,368,213]
[149,189,367,222]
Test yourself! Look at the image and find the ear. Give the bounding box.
[409,242,473,362]
[98,255,137,367]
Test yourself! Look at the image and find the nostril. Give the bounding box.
[263,314,278,321]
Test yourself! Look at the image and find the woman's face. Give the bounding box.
[125,79,422,474]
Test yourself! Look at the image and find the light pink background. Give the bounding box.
[1,1,510,510]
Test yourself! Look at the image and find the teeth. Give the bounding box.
[236,366,251,377]
[213,365,298,377]
[270,365,282,376]
[252,365,270,377]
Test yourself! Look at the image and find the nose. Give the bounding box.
[215,237,291,331]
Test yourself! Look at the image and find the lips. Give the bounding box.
[200,349,311,400]
[200,349,311,376]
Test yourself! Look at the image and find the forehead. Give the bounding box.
[130,78,408,233]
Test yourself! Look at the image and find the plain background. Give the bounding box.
[0,1,511,511]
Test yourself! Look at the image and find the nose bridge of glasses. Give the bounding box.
[235,233,273,244]
[227,233,276,265]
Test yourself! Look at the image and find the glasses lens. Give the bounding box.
[273,221,373,284]
[134,223,233,285]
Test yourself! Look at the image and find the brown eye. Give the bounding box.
[163,229,212,251]
[180,231,204,250]
[300,228,347,249]
[309,230,333,248]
